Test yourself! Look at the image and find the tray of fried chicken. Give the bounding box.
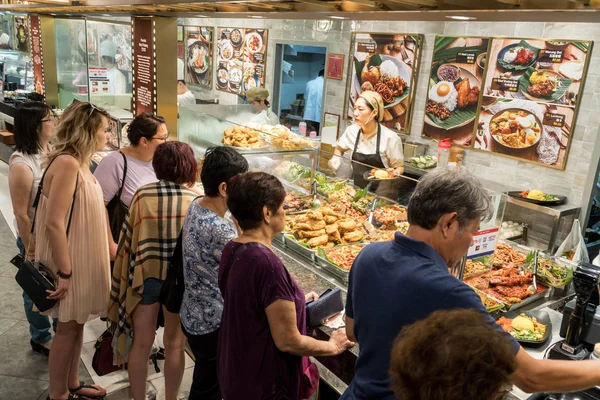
[284,206,367,263]
[464,242,548,311]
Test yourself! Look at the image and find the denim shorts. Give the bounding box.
[140,278,164,305]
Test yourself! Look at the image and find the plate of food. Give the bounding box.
[519,68,572,103]
[216,66,229,87]
[476,52,487,70]
[243,66,258,92]
[545,40,570,50]
[230,28,244,47]
[424,64,481,130]
[508,190,566,206]
[187,41,210,75]
[497,310,551,344]
[246,32,263,54]
[497,41,538,71]
[364,168,400,181]
[353,54,410,109]
[220,41,234,60]
[489,109,542,150]
[222,125,268,149]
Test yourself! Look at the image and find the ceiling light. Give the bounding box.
[330,16,346,20]
[250,15,265,19]
[196,15,207,17]
[447,15,475,20]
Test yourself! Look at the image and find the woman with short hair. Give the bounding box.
[217,172,353,400]
[8,101,57,356]
[108,141,199,400]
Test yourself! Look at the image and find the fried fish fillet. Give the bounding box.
[307,210,324,220]
[307,234,329,247]
[298,229,326,239]
[324,215,338,224]
[344,230,364,243]
[338,220,358,232]
[320,207,337,216]
[295,220,326,231]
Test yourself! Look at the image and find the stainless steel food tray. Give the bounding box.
[273,232,286,245]
[496,286,550,312]
[284,234,316,262]
[315,253,350,283]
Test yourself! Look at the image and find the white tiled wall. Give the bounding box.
[181,18,600,207]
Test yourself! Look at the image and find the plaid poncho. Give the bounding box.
[107,180,197,364]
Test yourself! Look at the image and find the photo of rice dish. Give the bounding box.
[428,81,458,113]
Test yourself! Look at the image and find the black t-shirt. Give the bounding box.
[342,233,520,400]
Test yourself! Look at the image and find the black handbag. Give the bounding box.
[306,288,344,329]
[14,157,78,312]
[160,196,203,314]
[106,151,128,243]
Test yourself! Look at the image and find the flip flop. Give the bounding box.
[68,381,106,399]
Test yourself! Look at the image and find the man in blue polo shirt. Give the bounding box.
[342,167,600,399]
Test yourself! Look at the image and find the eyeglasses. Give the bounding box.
[151,133,170,142]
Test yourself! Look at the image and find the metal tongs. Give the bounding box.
[367,191,378,224]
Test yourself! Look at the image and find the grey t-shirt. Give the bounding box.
[94,151,157,208]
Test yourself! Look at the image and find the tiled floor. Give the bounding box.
[0,161,195,400]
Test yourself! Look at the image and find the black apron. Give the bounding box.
[351,123,385,189]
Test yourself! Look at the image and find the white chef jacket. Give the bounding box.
[303,76,324,123]
[250,109,280,126]
[107,67,126,94]
[178,90,196,106]
[336,124,404,169]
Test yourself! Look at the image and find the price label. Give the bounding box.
[540,49,564,63]
[491,78,519,92]
[543,112,566,128]
[357,42,376,53]
[456,52,476,64]
[467,228,499,259]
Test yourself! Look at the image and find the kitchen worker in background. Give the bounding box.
[328,91,403,188]
[303,69,324,134]
[0,33,11,49]
[246,88,280,126]
[177,58,196,106]
[100,39,126,95]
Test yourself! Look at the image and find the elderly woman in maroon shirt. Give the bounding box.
[218,172,354,400]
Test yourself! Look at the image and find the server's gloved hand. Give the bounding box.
[328,156,341,171]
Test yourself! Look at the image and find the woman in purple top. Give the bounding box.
[218,172,354,400]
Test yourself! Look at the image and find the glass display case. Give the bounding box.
[178,104,509,286]
[0,50,33,92]
[54,18,132,111]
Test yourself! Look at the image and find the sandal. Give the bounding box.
[47,395,80,400]
[68,381,106,399]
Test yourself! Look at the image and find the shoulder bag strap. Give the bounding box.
[116,151,128,201]
[30,155,79,237]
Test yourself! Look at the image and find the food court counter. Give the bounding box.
[276,242,582,399]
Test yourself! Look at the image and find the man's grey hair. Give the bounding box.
[407,167,492,231]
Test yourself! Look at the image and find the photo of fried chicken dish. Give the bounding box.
[455,79,480,109]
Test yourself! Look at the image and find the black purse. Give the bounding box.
[106,151,128,243]
[14,157,78,312]
[306,288,344,329]
[160,196,203,314]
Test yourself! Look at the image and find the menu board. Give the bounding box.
[216,27,268,95]
[422,36,489,145]
[29,15,44,96]
[184,26,213,89]
[132,17,156,115]
[346,33,423,134]
[474,38,592,170]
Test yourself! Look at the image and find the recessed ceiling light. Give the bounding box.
[447,15,475,20]
[250,15,265,19]
[330,16,346,20]
[196,15,207,17]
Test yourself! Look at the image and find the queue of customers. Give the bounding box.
[9,101,600,400]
